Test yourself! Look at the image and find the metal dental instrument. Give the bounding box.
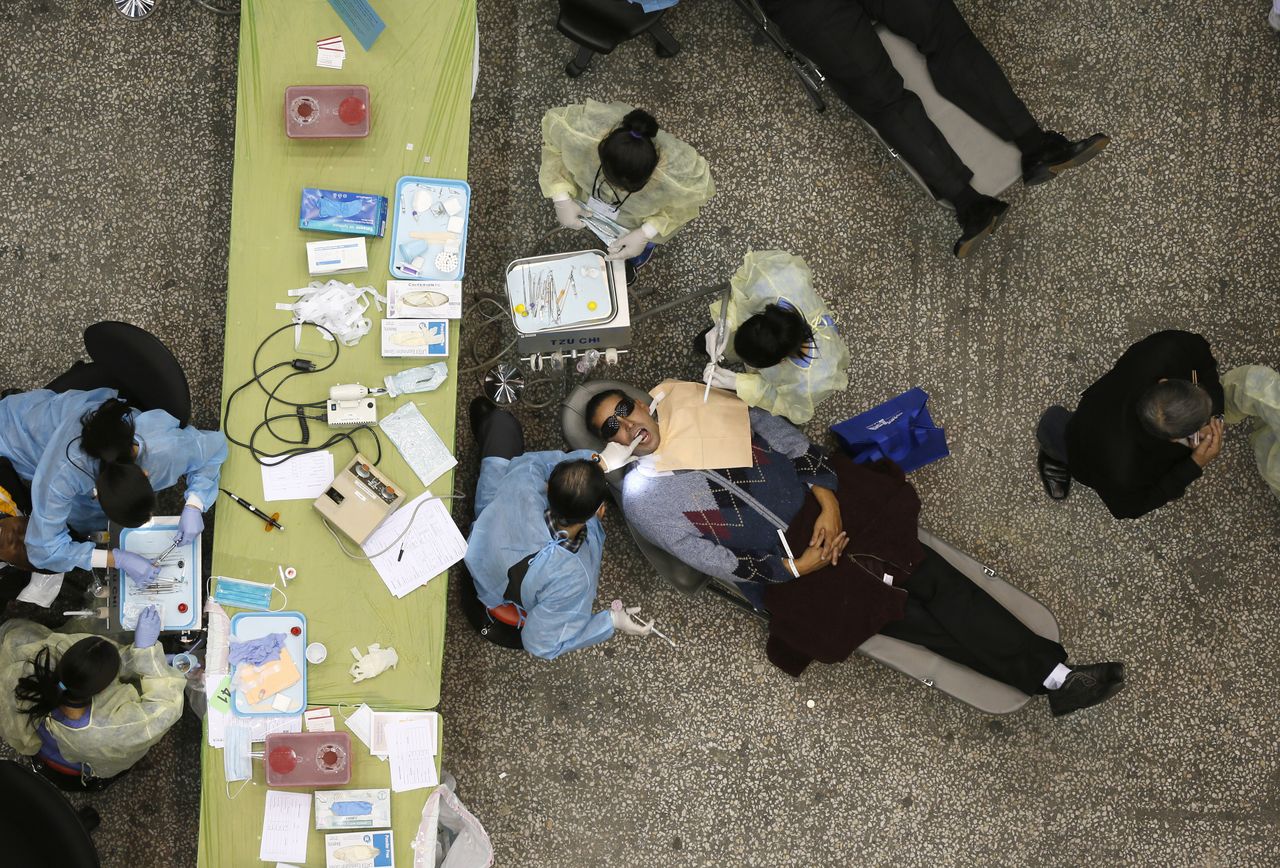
[151,537,182,568]
[705,288,731,403]
[648,622,678,649]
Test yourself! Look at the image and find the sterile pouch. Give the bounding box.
[378,402,457,487]
[384,362,449,398]
[234,646,302,706]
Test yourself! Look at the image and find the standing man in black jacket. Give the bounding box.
[1035,331,1225,519]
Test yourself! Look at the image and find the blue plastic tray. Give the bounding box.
[117,520,200,632]
[230,611,307,717]
[388,176,471,281]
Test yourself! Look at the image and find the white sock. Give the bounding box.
[1043,663,1072,691]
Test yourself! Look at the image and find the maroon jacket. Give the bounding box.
[764,456,924,676]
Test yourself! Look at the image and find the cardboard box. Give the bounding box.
[325,831,394,868]
[315,789,392,830]
[381,319,449,358]
[300,188,389,237]
[386,280,462,320]
[307,237,369,276]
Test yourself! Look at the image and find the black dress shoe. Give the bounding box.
[1037,451,1072,500]
[952,196,1010,258]
[468,396,497,438]
[1048,662,1127,717]
[1023,132,1111,186]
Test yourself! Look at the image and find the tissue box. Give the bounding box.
[300,188,389,237]
[315,789,392,830]
[325,831,394,868]
[307,237,368,276]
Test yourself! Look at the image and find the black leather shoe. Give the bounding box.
[1023,132,1110,186]
[1048,663,1127,717]
[952,197,1009,258]
[468,396,497,438]
[1037,451,1072,500]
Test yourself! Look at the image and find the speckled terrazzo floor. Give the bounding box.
[2,0,1279,866]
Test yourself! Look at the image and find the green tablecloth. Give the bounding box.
[199,708,444,867]
[199,0,475,863]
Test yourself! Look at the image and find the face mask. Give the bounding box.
[211,576,282,612]
[223,722,253,783]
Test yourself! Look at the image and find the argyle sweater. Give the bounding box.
[621,408,837,605]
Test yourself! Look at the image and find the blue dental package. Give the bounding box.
[300,188,389,237]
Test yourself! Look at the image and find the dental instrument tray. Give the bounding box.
[388,175,472,281]
[285,85,370,138]
[505,250,619,334]
[229,611,308,717]
[116,516,201,633]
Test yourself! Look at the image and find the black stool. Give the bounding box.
[556,0,681,77]
[0,759,101,867]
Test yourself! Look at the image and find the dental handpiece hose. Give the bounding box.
[219,488,285,532]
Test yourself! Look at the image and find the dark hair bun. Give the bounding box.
[621,109,658,139]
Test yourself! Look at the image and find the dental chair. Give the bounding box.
[732,0,1022,204]
[556,0,681,77]
[562,379,1061,714]
[42,321,192,426]
[0,759,101,867]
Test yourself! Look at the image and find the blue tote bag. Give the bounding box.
[830,387,949,473]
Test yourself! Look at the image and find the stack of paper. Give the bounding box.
[317,35,345,69]
[260,790,311,863]
[361,492,466,598]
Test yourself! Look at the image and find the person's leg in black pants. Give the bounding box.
[758,0,1011,256]
[858,0,1041,148]
[470,398,524,461]
[1035,405,1073,500]
[760,0,973,203]
[877,547,1067,696]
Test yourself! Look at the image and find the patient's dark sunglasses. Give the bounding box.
[599,396,636,439]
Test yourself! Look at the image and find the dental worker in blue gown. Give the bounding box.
[0,388,227,584]
[463,398,652,660]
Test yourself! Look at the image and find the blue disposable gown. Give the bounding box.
[464,449,613,660]
[0,389,228,573]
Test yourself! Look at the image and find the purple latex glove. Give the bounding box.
[133,605,162,649]
[113,548,161,588]
[175,504,204,545]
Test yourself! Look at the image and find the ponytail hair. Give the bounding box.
[734,303,815,369]
[598,109,660,193]
[15,639,121,723]
[81,399,155,527]
[80,398,137,465]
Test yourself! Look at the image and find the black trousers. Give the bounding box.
[1036,405,1073,464]
[878,547,1066,695]
[476,407,524,461]
[760,0,1041,201]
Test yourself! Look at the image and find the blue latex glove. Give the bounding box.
[134,605,162,649]
[175,504,204,545]
[113,548,161,588]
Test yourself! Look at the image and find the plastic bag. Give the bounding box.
[412,772,494,868]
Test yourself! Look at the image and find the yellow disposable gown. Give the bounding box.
[1223,365,1280,499]
[0,620,186,778]
[539,100,715,242]
[711,250,850,425]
